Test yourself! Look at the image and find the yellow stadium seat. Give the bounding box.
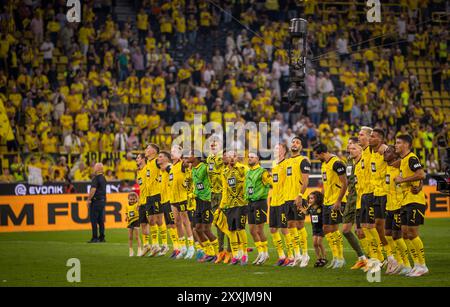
[433,99,442,106]
[422,99,432,107]
[416,60,425,67]
[422,91,431,99]
[407,60,416,68]
[59,56,68,64]
[330,67,338,75]
[424,61,432,68]
[319,59,329,67]
[418,68,426,75]
[432,91,440,98]
[353,53,362,61]
[421,84,430,91]
[443,99,450,107]
[441,91,449,98]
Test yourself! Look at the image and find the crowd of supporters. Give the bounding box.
[0,0,448,183]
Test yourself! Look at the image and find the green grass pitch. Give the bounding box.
[1,219,449,287]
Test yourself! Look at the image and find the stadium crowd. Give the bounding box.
[0,0,448,184]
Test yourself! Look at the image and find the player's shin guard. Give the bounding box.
[211,239,219,255]
[333,231,344,260]
[405,239,419,265]
[299,227,308,255]
[238,230,248,255]
[262,241,269,254]
[159,224,168,246]
[283,232,294,258]
[362,228,375,258]
[142,234,149,246]
[168,228,179,250]
[289,228,301,256]
[271,232,285,259]
[255,241,262,255]
[385,235,396,258]
[325,233,337,259]
[229,231,239,258]
[368,228,384,261]
[150,225,159,246]
[396,238,411,267]
[411,236,425,265]
[359,237,370,256]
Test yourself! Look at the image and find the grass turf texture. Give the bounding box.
[1,219,449,287]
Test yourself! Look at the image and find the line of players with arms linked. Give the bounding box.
[124,127,428,277]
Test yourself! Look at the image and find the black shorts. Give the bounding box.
[248,199,268,225]
[401,203,426,226]
[127,220,140,229]
[225,206,248,231]
[355,209,361,229]
[285,199,306,221]
[360,193,375,224]
[269,204,288,229]
[147,194,162,215]
[323,205,343,225]
[172,200,188,212]
[161,202,175,225]
[311,222,324,236]
[139,205,149,224]
[373,195,387,219]
[385,209,401,231]
[194,198,213,225]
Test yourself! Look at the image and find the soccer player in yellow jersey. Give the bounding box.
[136,153,151,256]
[157,151,180,258]
[358,126,384,271]
[125,192,142,257]
[170,145,195,259]
[369,129,393,266]
[285,137,311,267]
[144,144,165,257]
[221,150,249,265]
[383,145,409,275]
[269,144,292,266]
[395,135,429,277]
[314,143,347,269]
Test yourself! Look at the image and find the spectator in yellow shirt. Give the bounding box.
[73,162,91,181]
[136,8,149,44]
[75,108,90,132]
[326,92,339,126]
[117,152,137,181]
[41,131,58,153]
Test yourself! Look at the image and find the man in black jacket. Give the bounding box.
[88,163,107,243]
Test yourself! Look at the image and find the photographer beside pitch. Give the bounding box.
[87,163,107,243]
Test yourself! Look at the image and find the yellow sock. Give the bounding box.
[271,232,285,259]
[179,237,186,249]
[385,235,395,258]
[411,236,426,265]
[229,231,239,258]
[299,227,308,255]
[150,225,159,245]
[262,241,269,253]
[142,234,149,246]
[359,237,370,256]
[406,239,419,265]
[168,228,179,250]
[289,228,301,256]
[195,241,203,251]
[211,239,219,255]
[392,239,403,264]
[362,228,374,258]
[325,233,336,259]
[203,240,212,255]
[333,230,344,260]
[187,236,194,248]
[255,241,262,254]
[368,228,384,261]
[159,224,167,245]
[283,232,293,258]
[396,238,411,268]
[238,230,248,255]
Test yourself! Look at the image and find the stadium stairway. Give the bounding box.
[115,0,137,29]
